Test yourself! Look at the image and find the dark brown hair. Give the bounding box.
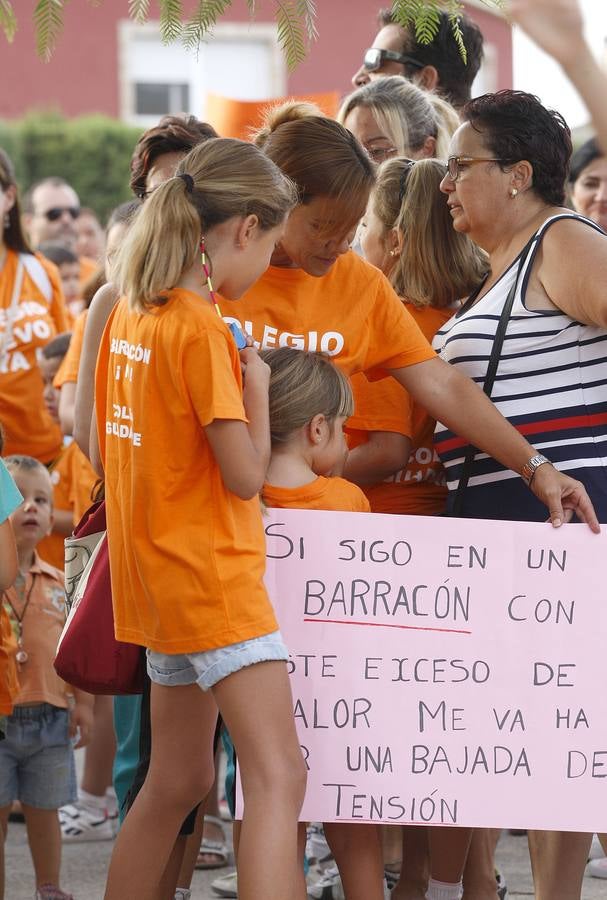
[130,115,218,199]
[0,149,33,254]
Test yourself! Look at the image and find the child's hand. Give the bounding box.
[239,346,270,387]
[69,693,94,748]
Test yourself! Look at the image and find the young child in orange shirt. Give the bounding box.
[95,139,305,900]
[0,455,93,900]
[0,427,21,733]
[261,348,385,900]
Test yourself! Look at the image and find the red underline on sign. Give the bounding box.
[303,618,472,635]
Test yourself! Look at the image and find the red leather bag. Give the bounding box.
[54,501,144,695]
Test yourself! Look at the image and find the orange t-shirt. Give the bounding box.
[96,290,278,654]
[263,476,370,513]
[348,304,455,516]
[38,440,98,570]
[0,251,67,462]
[54,309,87,388]
[220,251,435,379]
[3,553,69,708]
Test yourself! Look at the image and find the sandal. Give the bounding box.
[195,815,230,870]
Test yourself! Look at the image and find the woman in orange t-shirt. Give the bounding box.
[346,158,487,516]
[95,139,306,900]
[219,105,598,535]
[0,150,68,463]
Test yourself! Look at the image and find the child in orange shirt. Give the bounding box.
[0,427,21,731]
[0,455,93,900]
[95,139,306,900]
[37,333,98,570]
[260,348,385,900]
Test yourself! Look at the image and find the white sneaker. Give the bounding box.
[307,865,345,900]
[306,823,331,864]
[59,799,114,842]
[174,891,191,900]
[589,834,606,860]
[211,870,238,898]
[587,858,607,879]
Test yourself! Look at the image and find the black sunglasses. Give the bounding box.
[44,206,80,222]
[363,47,426,73]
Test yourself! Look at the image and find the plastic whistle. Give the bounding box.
[228,321,248,350]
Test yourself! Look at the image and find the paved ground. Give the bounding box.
[5,826,607,899]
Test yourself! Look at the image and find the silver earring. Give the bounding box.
[510,188,518,198]
[390,248,399,257]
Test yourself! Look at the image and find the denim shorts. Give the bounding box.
[0,704,77,809]
[146,630,288,691]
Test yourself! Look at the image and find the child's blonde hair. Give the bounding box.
[372,158,488,307]
[261,348,354,446]
[115,137,297,312]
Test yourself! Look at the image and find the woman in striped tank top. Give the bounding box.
[435,89,607,900]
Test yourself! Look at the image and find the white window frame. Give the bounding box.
[118,20,287,125]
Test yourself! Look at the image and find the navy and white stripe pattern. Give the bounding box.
[433,213,607,522]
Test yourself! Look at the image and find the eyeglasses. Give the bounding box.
[446,156,504,182]
[43,206,80,222]
[365,145,398,164]
[363,47,425,73]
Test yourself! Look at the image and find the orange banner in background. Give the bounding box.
[206,91,341,140]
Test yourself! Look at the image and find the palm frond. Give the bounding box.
[0,0,17,42]
[128,0,150,24]
[159,0,183,44]
[276,1,306,71]
[448,10,466,64]
[33,0,64,63]
[296,0,317,42]
[181,0,232,52]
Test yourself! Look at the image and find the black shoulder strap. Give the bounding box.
[451,232,536,517]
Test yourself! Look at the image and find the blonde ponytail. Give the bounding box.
[115,137,297,313]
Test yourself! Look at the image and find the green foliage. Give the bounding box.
[182,0,233,53]
[33,0,65,63]
[10,1,506,67]
[0,0,17,42]
[0,112,142,223]
[276,1,307,70]
[391,0,506,62]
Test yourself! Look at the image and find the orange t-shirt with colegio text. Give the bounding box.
[96,289,278,655]
[220,251,435,379]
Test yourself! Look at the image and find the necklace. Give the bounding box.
[3,573,37,665]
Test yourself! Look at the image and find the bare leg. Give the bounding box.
[104,682,218,899]
[428,826,472,887]
[462,829,500,900]
[176,805,206,889]
[599,833,607,854]
[392,826,429,900]
[528,831,592,900]
[0,806,10,900]
[157,835,187,900]
[22,805,62,889]
[213,661,306,900]
[80,695,116,796]
[324,822,384,900]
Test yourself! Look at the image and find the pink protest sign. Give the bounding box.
[238,509,607,831]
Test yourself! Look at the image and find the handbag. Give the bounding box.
[451,234,536,517]
[55,500,145,695]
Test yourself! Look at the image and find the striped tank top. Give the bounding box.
[433,213,607,522]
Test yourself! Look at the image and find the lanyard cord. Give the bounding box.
[200,239,223,319]
[3,573,37,631]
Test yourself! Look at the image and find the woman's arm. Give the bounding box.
[344,432,411,486]
[508,0,607,152]
[537,220,607,327]
[74,283,119,459]
[392,357,600,531]
[205,347,271,500]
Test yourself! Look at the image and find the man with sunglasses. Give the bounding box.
[23,177,97,294]
[351,7,484,111]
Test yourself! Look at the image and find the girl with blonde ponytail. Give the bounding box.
[96,137,307,900]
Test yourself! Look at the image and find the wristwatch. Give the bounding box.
[521,454,552,487]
